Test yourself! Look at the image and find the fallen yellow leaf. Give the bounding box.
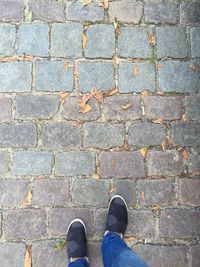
[188,63,198,71]
[112,54,120,67]
[153,118,163,124]
[133,64,139,77]
[182,113,187,122]
[56,240,66,251]
[64,62,72,69]
[141,90,150,98]
[161,136,172,151]
[82,32,87,49]
[81,0,92,7]
[151,205,160,211]
[103,0,109,9]
[24,246,32,267]
[79,103,92,113]
[147,32,156,46]
[103,88,119,97]
[20,190,32,208]
[122,102,133,110]
[60,92,69,103]
[140,147,148,158]
[181,149,189,161]
[140,191,145,201]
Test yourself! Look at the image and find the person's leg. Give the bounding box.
[68,258,89,267]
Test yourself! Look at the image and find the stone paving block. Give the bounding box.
[63,96,101,121]
[186,148,200,174]
[109,1,143,23]
[85,24,115,58]
[15,95,60,119]
[172,123,200,146]
[128,122,166,146]
[133,245,188,267]
[0,179,29,207]
[118,27,152,58]
[180,0,200,24]
[4,209,46,240]
[179,178,200,207]
[137,179,175,206]
[13,151,53,176]
[158,61,200,93]
[33,179,69,207]
[0,0,24,21]
[67,0,104,22]
[72,179,109,207]
[99,151,145,178]
[144,96,182,120]
[0,242,25,267]
[185,96,200,122]
[88,242,103,267]
[51,23,83,58]
[160,209,200,238]
[17,24,49,56]
[0,24,16,56]
[29,0,65,22]
[103,95,142,121]
[0,151,9,176]
[190,245,200,267]
[0,123,37,148]
[0,61,32,92]
[83,123,124,149]
[144,0,178,24]
[156,27,188,58]
[35,61,73,92]
[42,122,81,149]
[191,27,200,57]
[119,62,155,93]
[55,151,95,176]
[78,61,115,92]
[49,208,94,238]
[0,98,12,121]
[147,150,183,177]
[94,209,108,238]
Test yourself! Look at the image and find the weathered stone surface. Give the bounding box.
[99,151,145,178]
[0,62,32,92]
[172,123,200,146]
[180,0,200,24]
[0,24,16,56]
[147,150,183,177]
[51,23,83,58]
[190,245,200,267]
[5,209,46,240]
[0,151,9,176]
[78,61,115,92]
[185,96,200,122]
[0,98,12,121]
[128,122,166,146]
[179,179,200,207]
[186,148,200,174]
[55,152,96,176]
[88,242,103,267]
[85,24,115,58]
[15,95,60,119]
[191,27,200,57]
[13,151,53,176]
[0,0,24,21]
[0,242,25,267]
[119,62,155,93]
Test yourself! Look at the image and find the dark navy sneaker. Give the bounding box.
[66,219,88,262]
[105,195,128,236]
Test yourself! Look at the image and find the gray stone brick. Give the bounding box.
[119,62,155,93]
[160,209,200,238]
[180,0,200,24]
[88,242,103,267]
[0,62,32,92]
[5,209,46,240]
[42,122,81,149]
[0,151,9,176]
[185,96,200,122]
[156,27,188,58]
[67,0,104,22]
[0,179,29,207]
[133,245,188,267]
[13,151,53,176]
[35,61,73,92]
[85,24,115,58]
[73,179,109,207]
[94,209,108,238]
[109,1,143,23]
[49,208,94,238]
[0,0,24,21]
[144,0,178,24]
[0,123,36,148]
[103,95,142,121]
[55,152,95,176]
[0,242,25,267]
[128,122,166,146]
[172,123,200,146]
[190,246,200,267]
[83,123,124,149]
[0,24,16,56]
[51,23,83,58]
[17,24,49,57]
[191,27,200,57]
[158,61,200,93]
[144,96,181,120]
[186,148,200,174]
[99,151,145,178]
[15,95,60,119]
[137,179,175,206]
[33,179,69,206]
[0,98,12,121]
[118,27,152,58]
[29,0,65,22]
[179,179,200,207]
[147,150,183,177]
[78,61,115,92]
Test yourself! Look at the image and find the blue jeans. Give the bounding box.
[68,232,149,267]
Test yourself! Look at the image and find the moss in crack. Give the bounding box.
[148,46,158,65]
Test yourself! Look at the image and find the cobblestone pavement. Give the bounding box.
[0,0,200,266]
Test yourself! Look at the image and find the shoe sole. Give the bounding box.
[108,194,128,212]
[66,218,87,238]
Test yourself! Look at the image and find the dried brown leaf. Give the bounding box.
[188,63,198,71]
[147,32,156,46]
[103,88,119,97]
[141,90,150,98]
[124,236,138,242]
[181,149,189,161]
[133,64,139,78]
[82,32,87,49]
[191,171,199,177]
[151,205,160,212]
[74,65,78,81]
[140,147,148,158]
[112,54,120,67]
[161,136,172,151]
[140,191,145,201]
[20,190,32,208]
[64,62,72,69]
[122,102,133,110]
[60,92,69,103]
[81,0,92,7]
[157,90,165,96]
[153,118,163,124]
[182,113,187,122]
[79,103,92,113]
[24,246,32,267]
[103,0,109,9]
